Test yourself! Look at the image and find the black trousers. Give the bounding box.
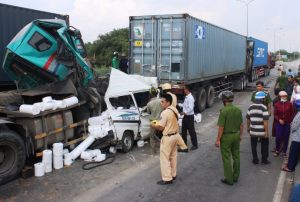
[182,115,198,147]
[251,137,269,162]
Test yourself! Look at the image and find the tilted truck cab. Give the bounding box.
[2,19,93,89]
[0,19,105,185]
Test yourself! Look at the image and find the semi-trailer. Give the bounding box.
[129,13,269,111]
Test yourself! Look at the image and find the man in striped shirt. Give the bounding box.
[246,91,270,165]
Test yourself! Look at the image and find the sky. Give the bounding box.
[1,0,299,52]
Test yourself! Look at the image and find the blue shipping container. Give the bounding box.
[248,37,268,68]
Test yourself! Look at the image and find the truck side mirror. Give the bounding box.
[56,39,75,66]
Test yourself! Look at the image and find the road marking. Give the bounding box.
[273,170,286,202]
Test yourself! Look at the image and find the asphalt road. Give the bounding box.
[0,69,290,202]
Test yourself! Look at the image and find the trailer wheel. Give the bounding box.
[242,75,247,90]
[206,85,215,108]
[197,88,207,112]
[121,131,134,153]
[0,130,25,185]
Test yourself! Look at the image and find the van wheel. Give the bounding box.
[206,85,215,108]
[0,130,25,185]
[122,131,134,153]
[197,88,207,112]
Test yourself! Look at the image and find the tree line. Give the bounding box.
[85,28,129,68]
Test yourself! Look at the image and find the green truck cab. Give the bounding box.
[0,19,107,185]
[2,19,93,89]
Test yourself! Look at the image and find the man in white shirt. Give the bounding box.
[181,85,198,150]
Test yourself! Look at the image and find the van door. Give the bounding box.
[108,94,140,141]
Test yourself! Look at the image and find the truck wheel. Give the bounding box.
[0,130,25,185]
[197,88,207,112]
[121,131,134,153]
[206,85,215,108]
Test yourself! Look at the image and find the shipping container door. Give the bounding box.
[157,17,185,81]
[130,18,157,77]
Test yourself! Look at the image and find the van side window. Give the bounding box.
[109,95,135,109]
[28,32,52,52]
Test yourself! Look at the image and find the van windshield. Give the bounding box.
[109,95,135,109]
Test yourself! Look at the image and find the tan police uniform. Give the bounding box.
[167,92,177,108]
[158,106,182,181]
[167,92,188,150]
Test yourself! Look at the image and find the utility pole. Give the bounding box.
[236,0,256,37]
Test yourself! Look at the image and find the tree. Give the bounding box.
[85,28,129,67]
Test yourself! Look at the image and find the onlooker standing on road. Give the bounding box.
[111,51,120,69]
[274,71,288,90]
[151,94,182,185]
[287,68,295,78]
[282,104,300,172]
[120,53,128,73]
[290,79,300,103]
[278,64,284,76]
[273,91,294,157]
[251,81,272,116]
[181,85,198,150]
[215,91,243,185]
[285,76,294,101]
[246,91,270,164]
[144,87,162,155]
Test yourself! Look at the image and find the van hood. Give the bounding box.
[105,68,153,98]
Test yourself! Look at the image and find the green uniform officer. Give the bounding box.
[215,91,243,185]
[112,51,120,69]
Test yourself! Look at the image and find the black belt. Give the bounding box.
[167,133,177,136]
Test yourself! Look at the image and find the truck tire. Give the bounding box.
[0,130,25,185]
[206,85,215,108]
[121,131,134,153]
[0,91,23,106]
[197,88,207,112]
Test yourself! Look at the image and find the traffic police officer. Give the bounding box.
[151,93,183,185]
[162,83,188,152]
[215,91,243,185]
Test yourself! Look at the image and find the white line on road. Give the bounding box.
[273,170,287,202]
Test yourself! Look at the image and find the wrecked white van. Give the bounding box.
[104,69,157,152]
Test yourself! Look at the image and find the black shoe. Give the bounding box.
[252,159,259,165]
[190,146,198,151]
[261,160,271,165]
[220,179,233,185]
[233,179,238,183]
[157,180,173,185]
[178,148,189,153]
[173,176,177,180]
